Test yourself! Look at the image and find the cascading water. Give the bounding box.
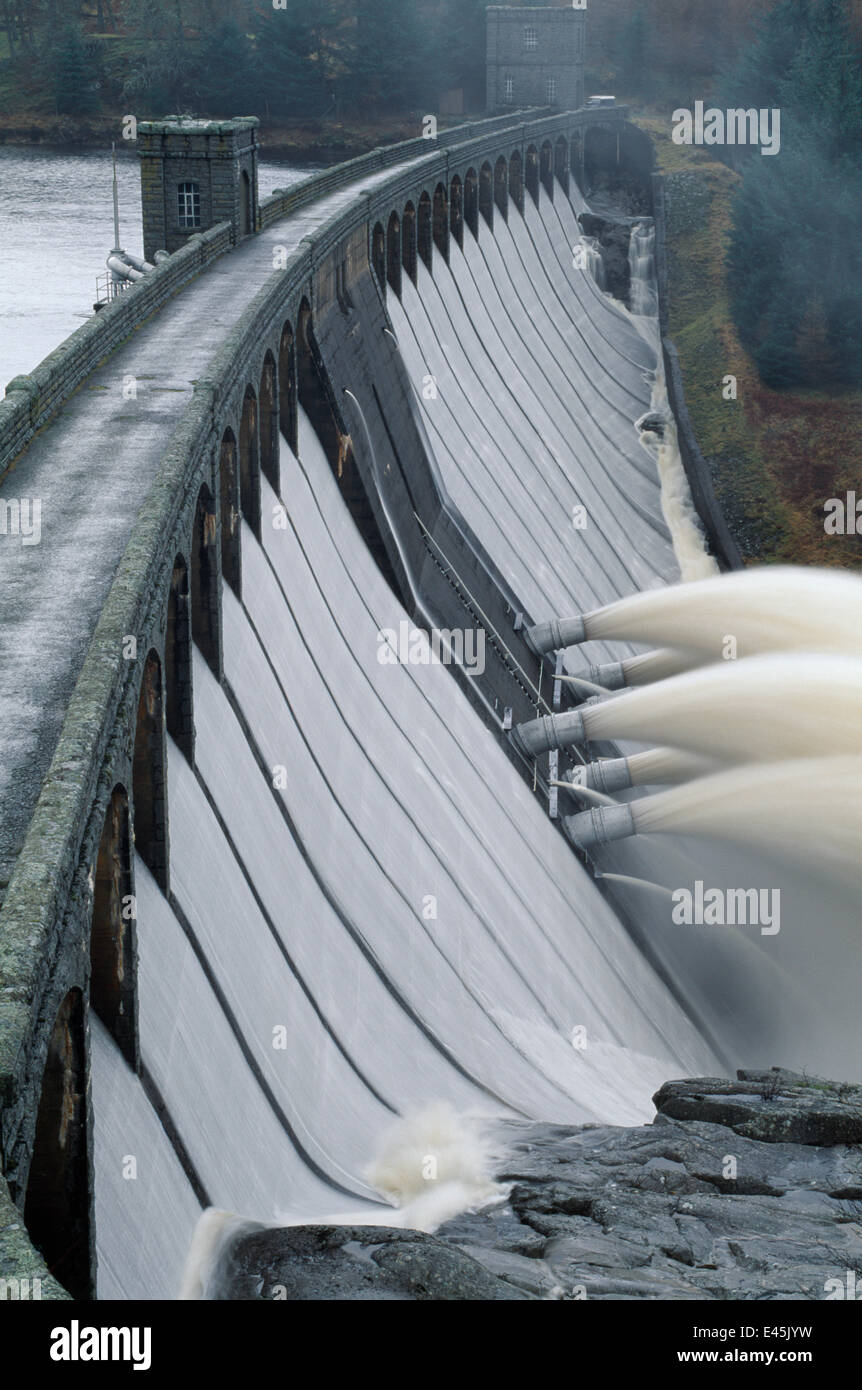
[619,646,708,685]
[628,220,658,318]
[626,218,717,581]
[583,235,607,290]
[619,747,717,786]
[576,757,862,901]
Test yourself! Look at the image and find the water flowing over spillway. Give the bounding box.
[88,179,860,1300]
[92,409,718,1298]
[388,190,678,641]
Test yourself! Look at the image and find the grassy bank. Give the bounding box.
[635,112,862,570]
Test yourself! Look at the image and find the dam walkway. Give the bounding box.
[0,158,418,897]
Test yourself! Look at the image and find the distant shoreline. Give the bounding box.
[0,114,443,165]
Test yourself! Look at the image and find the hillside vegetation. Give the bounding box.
[639,114,862,569]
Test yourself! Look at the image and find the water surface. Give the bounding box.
[0,146,315,394]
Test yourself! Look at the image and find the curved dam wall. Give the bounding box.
[0,109,756,1302]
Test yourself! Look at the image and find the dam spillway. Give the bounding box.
[86,171,717,1299]
[92,412,714,1299]
[2,111,856,1304]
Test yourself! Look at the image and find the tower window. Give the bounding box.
[524,26,537,51]
[177,182,201,229]
[547,77,557,104]
[505,76,514,104]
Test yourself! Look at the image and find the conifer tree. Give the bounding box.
[52,23,100,115]
[725,0,862,389]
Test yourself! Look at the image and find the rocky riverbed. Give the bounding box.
[213,1070,862,1301]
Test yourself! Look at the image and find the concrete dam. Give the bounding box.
[1,109,856,1302]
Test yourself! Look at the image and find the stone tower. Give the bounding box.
[137,117,260,263]
[486,6,586,113]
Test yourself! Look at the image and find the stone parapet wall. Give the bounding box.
[0,223,232,483]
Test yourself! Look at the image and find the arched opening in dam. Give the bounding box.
[570,132,583,190]
[417,192,432,271]
[464,168,479,240]
[402,202,417,284]
[432,182,449,263]
[277,322,298,459]
[90,786,137,1068]
[386,210,401,297]
[166,555,193,763]
[479,161,493,229]
[509,150,524,216]
[239,385,262,541]
[258,351,279,492]
[371,220,386,294]
[24,989,90,1300]
[554,136,570,195]
[540,140,554,200]
[192,485,220,676]
[219,427,242,598]
[132,649,168,893]
[494,155,508,220]
[584,125,619,186]
[525,144,539,205]
[449,175,464,250]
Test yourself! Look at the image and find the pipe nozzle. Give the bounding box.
[576,756,633,794]
[564,803,637,850]
[511,709,586,758]
[587,661,626,691]
[523,615,587,656]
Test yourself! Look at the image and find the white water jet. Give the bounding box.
[625,747,717,786]
[578,565,862,658]
[579,651,862,764]
[630,756,862,898]
[621,646,710,686]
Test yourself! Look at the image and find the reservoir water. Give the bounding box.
[0,145,315,395]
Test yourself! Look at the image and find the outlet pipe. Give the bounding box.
[563,748,716,794]
[511,708,587,758]
[564,803,637,850]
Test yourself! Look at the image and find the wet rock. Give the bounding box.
[577,212,634,304]
[213,1223,528,1301]
[212,1071,862,1301]
[654,1069,862,1146]
[636,410,667,440]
